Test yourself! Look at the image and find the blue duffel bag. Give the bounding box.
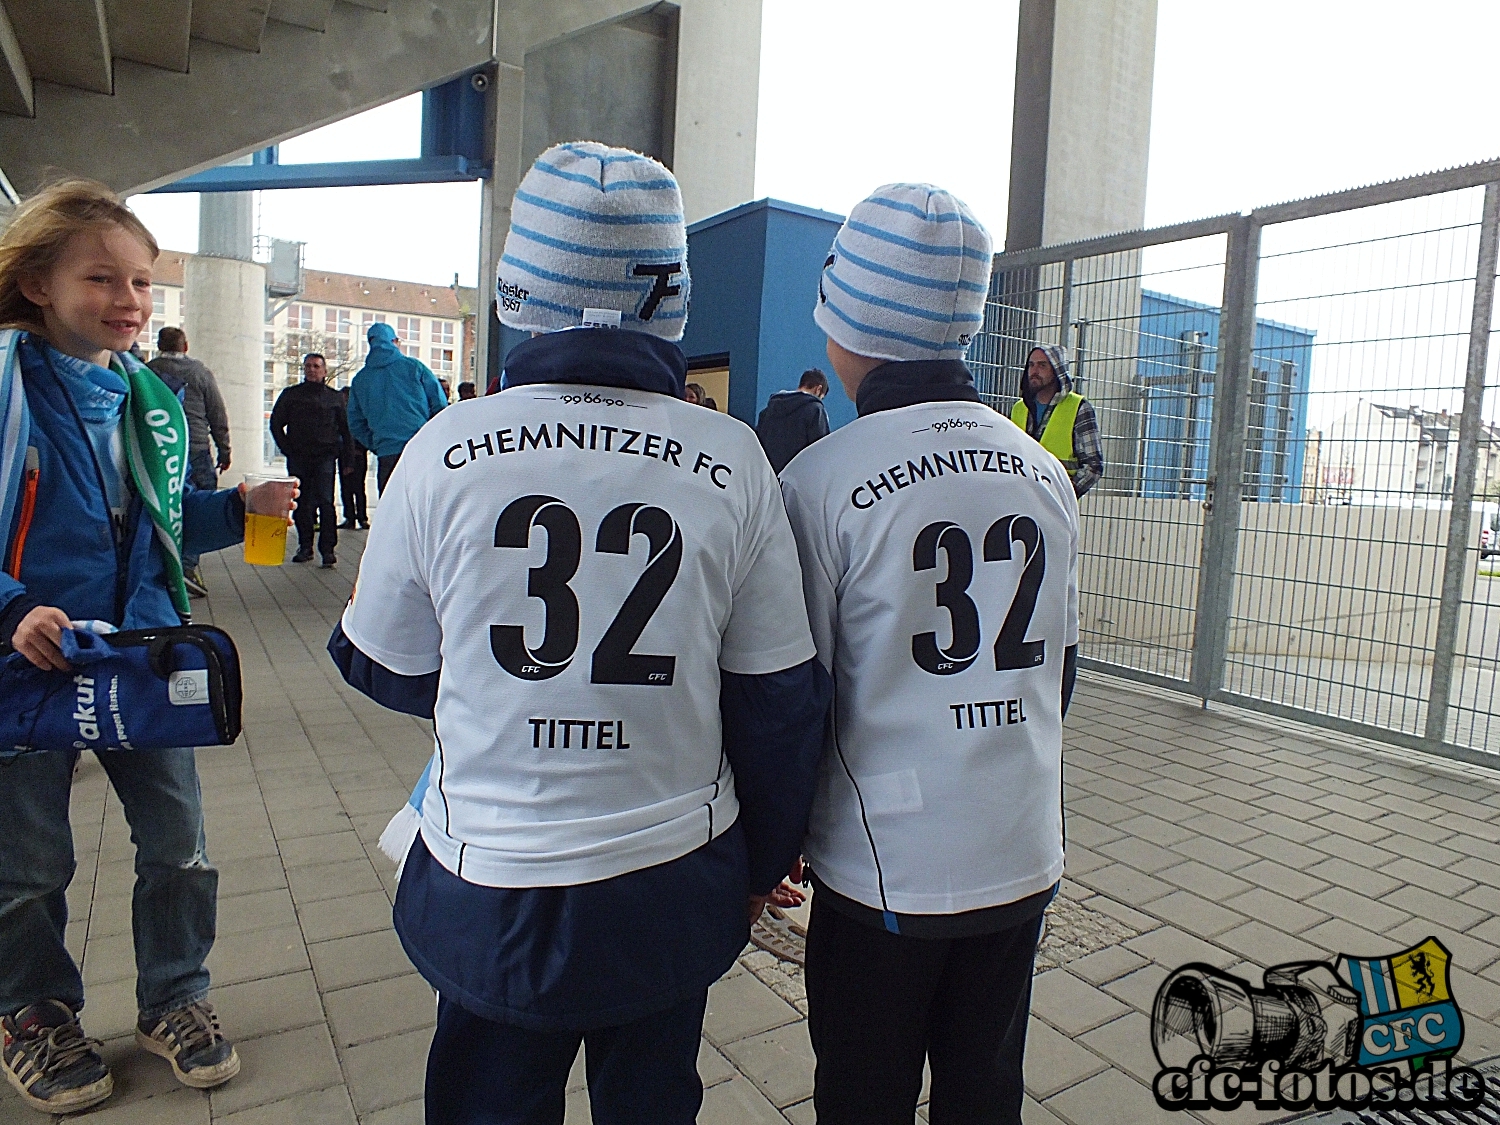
[1,625,242,756]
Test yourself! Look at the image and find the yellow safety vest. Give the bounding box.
[1011,392,1082,477]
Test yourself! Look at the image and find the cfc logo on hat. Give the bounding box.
[631,262,683,321]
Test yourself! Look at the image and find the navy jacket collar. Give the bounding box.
[502,330,687,399]
[855,360,980,417]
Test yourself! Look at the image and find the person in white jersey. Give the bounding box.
[329,142,830,1125]
[779,184,1081,1125]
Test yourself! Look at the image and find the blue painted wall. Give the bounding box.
[681,199,853,429]
[1137,290,1314,503]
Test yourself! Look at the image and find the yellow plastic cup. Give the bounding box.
[243,474,296,566]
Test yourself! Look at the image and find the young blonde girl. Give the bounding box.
[0,180,273,1112]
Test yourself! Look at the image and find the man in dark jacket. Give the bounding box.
[756,368,831,473]
[148,327,232,595]
[270,353,349,566]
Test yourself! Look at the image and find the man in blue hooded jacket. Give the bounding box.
[345,322,447,493]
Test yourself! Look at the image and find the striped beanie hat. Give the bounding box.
[815,183,992,362]
[497,142,689,340]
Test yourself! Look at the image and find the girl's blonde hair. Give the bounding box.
[0,178,159,333]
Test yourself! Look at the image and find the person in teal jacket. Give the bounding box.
[345,322,447,493]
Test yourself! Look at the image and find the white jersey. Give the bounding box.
[343,384,816,888]
[780,398,1079,915]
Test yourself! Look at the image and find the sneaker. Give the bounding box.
[320,556,337,569]
[357,520,370,530]
[292,550,313,563]
[2,1000,113,1113]
[338,520,356,530]
[136,1001,239,1090]
[183,568,208,598]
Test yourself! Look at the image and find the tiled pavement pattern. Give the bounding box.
[8,533,1500,1124]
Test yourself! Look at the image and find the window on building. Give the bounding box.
[431,320,454,346]
[287,304,313,331]
[430,348,455,372]
[264,331,275,357]
[152,289,165,315]
[326,308,351,336]
[396,316,421,356]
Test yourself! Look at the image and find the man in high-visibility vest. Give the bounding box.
[1010,343,1104,498]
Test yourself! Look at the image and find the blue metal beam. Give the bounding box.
[149,155,487,193]
[150,70,492,194]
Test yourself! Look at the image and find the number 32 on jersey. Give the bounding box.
[913,514,1046,676]
[490,494,681,685]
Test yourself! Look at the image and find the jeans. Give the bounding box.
[286,454,338,559]
[0,747,218,1021]
[183,449,218,571]
[805,896,1043,1125]
[376,450,403,494]
[340,456,368,524]
[425,990,708,1125]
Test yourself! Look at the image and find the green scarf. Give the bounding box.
[118,357,190,617]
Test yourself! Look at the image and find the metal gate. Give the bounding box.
[970,158,1500,765]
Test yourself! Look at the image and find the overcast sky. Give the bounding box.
[128,0,1500,289]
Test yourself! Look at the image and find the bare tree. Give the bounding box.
[273,330,360,386]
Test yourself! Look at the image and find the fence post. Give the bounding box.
[1424,182,1500,745]
[1191,216,1259,701]
[1059,258,1074,353]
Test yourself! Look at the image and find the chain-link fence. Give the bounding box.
[969,158,1500,765]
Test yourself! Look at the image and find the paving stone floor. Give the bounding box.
[7,531,1500,1124]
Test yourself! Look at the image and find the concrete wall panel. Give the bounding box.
[268,0,336,33]
[520,9,676,173]
[8,0,110,93]
[0,2,33,117]
[190,0,271,51]
[104,0,192,73]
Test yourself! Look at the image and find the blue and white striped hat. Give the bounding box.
[497,141,690,341]
[815,183,992,362]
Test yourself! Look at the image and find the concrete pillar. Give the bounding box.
[197,191,253,259]
[188,153,266,478]
[1003,0,1157,494]
[184,254,266,480]
[475,1,763,390]
[474,62,526,394]
[672,0,760,225]
[1005,0,1158,250]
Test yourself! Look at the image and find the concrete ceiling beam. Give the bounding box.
[191,0,270,52]
[267,0,335,33]
[105,0,192,73]
[8,0,111,94]
[0,2,34,116]
[0,0,493,195]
